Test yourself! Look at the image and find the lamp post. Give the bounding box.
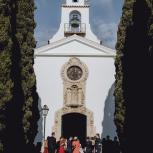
[42,105,49,141]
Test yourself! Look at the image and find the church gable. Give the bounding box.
[35,35,115,57]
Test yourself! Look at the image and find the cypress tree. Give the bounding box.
[0,1,13,152]
[115,0,153,152]
[114,0,136,150]
[0,0,39,152]
[15,0,40,151]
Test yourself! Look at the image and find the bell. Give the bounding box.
[70,17,80,28]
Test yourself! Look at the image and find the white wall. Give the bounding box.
[34,56,115,142]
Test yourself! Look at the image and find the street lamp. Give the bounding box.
[42,105,49,141]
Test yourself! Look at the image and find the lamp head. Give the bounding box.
[42,105,49,117]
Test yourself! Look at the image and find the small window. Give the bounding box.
[73,0,78,2]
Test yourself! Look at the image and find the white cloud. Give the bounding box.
[93,20,118,49]
[35,27,57,47]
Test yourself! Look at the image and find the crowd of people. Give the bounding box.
[102,136,120,153]
[39,132,120,153]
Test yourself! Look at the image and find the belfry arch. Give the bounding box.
[69,10,81,33]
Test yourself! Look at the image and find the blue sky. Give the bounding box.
[35,0,124,49]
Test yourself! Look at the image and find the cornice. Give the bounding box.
[62,4,90,8]
[34,35,116,58]
[36,35,115,54]
[34,54,115,58]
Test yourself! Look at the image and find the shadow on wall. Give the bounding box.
[34,97,43,144]
[102,83,117,139]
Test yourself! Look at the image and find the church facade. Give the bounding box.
[34,0,116,144]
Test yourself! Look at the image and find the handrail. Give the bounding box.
[64,23,86,34]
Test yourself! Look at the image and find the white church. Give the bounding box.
[34,0,116,145]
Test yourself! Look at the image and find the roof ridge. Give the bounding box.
[71,35,115,54]
[35,35,115,56]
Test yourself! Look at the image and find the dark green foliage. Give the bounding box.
[115,0,153,152]
[147,0,153,57]
[0,0,39,152]
[114,0,136,143]
[15,0,39,146]
[0,0,13,152]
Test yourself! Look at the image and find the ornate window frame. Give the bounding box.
[61,57,89,83]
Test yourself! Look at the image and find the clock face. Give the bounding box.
[67,66,83,80]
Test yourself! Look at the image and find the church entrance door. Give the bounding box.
[62,113,87,147]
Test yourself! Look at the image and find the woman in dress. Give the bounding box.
[43,140,49,153]
[59,137,66,153]
[72,137,81,153]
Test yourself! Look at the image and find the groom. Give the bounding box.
[47,132,56,153]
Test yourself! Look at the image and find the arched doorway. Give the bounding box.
[62,113,87,147]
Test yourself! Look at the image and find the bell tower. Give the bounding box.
[49,0,100,43]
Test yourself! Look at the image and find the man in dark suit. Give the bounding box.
[95,134,102,153]
[47,132,56,153]
[67,137,73,153]
[85,137,93,153]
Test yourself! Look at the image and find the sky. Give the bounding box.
[34,0,124,49]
